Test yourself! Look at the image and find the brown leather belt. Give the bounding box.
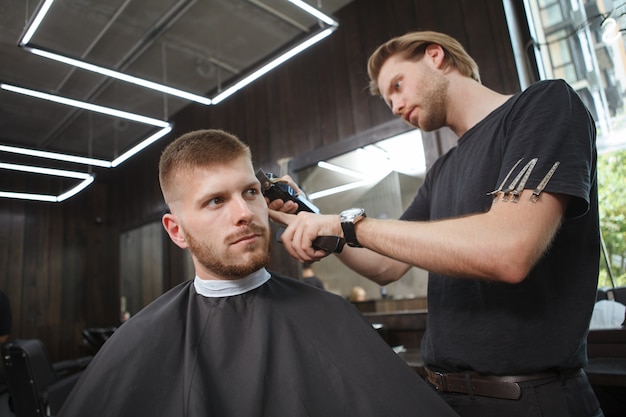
[423,367,583,400]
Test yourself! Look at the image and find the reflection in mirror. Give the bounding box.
[295,130,430,301]
[120,221,164,320]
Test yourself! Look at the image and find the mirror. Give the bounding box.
[119,221,165,320]
[294,130,430,301]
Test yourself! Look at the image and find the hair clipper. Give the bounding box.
[256,169,344,253]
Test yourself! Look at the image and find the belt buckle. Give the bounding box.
[432,371,447,391]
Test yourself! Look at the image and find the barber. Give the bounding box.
[269,31,603,417]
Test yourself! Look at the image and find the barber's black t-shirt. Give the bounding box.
[401,80,599,375]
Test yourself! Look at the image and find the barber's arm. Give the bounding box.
[270,188,569,284]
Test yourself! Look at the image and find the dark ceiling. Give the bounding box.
[0,0,351,201]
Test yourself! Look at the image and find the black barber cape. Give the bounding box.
[59,270,457,417]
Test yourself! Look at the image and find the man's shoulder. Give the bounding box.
[118,280,193,328]
[524,79,573,98]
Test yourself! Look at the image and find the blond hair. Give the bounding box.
[367,31,480,95]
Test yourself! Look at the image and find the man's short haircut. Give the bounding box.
[159,129,251,204]
[367,30,481,96]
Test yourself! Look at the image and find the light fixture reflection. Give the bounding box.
[308,179,373,200]
[308,130,425,200]
[601,17,622,43]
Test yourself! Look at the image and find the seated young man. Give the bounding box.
[58,129,458,417]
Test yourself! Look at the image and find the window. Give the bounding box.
[524,0,626,287]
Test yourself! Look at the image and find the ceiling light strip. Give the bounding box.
[287,0,338,26]
[0,161,95,202]
[0,191,57,203]
[1,83,169,127]
[24,47,213,105]
[18,0,55,46]
[0,85,173,169]
[111,125,173,167]
[0,126,172,169]
[0,144,111,168]
[211,27,335,104]
[0,176,94,202]
[56,176,95,201]
[18,0,339,107]
[0,162,91,179]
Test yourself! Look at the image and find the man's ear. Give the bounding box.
[424,43,446,69]
[162,213,188,249]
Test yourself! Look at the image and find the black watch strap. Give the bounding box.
[341,222,361,248]
[340,208,366,248]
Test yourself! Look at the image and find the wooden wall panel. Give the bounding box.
[0,180,118,361]
[0,0,522,362]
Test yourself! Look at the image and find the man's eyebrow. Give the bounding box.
[383,78,393,100]
[246,180,261,189]
[382,74,399,104]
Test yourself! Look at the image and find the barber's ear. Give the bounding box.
[424,44,446,68]
[162,213,188,249]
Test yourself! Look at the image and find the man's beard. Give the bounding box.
[414,68,449,132]
[186,224,271,279]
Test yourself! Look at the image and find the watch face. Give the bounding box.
[341,208,365,221]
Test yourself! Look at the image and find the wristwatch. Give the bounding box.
[339,208,366,247]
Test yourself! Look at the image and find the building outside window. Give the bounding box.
[523,0,626,286]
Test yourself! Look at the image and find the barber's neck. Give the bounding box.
[446,76,513,137]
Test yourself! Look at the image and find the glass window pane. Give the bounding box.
[540,4,564,26]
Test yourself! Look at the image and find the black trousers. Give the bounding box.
[431,370,604,417]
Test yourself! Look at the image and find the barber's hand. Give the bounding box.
[264,175,300,214]
[269,209,342,263]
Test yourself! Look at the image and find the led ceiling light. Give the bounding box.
[210,27,336,104]
[25,47,213,105]
[0,144,111,168]
[111,125,172,167]
[19,0,338,106]
[288,0,339,26]
[18,0,54,46]
[0,161,95,202]
[9,0,339,201]
[1,83,169,127]
[0,83,173,169]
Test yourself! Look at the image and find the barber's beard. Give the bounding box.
[186,224,271,279]
[415,69,449,132]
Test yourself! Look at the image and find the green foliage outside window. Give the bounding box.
[597,149,626,288]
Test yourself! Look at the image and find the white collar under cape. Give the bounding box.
[193,268,271,298]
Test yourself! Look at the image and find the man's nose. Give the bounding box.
[232,197,254,223]
[391,97,404,116]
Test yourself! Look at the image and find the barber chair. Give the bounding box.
[81,327,116,352]
[607,286,626,305]
[2,339,92,417]
[585,328,626,417]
